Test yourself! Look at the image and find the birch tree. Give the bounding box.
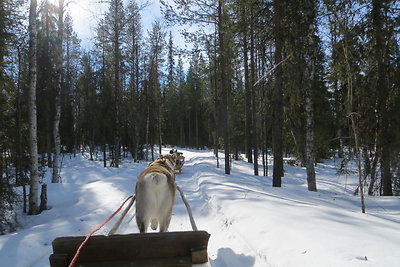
[52,0,64,183]
[28,0,39,215]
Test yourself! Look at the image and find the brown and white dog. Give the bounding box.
[108,154,177,235]
[135,154,177,233]
[170,149,185,173]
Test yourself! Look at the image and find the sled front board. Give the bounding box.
[49,231,210,267]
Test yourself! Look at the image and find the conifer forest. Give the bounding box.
[0,0,399,231]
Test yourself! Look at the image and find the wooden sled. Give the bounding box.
[49,230,211,267]
[49,157,209,267]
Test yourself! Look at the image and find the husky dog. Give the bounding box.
[108,154,178,235]
[169,149,185,173]
[135,154,177,233]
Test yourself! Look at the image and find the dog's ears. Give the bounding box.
[169,149,178,154]
[158,157,167,164]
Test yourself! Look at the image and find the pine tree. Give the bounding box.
[272,0,284,187]
[303,0,318,191]
[237,1,253,164]
[94,0,127,166]
[146,20,166,157]
[372,0,393,196]
[246,0,259,176]
[324,0,398,196]
[60,13,81,154]
[94,18,113,166]
[162,0,233,174]
[77,53,98,159]
[110,0,125,167]
[163,31,179,146]
[126,0,143,161]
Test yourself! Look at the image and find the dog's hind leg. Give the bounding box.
[159,207,173,232]
[136,215,149,233]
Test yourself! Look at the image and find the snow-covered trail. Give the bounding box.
[168,149,400,267]
[1,148,400,267]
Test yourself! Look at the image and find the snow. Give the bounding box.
[1,147,400,267]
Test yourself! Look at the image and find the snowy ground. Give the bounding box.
[1,147,399,267]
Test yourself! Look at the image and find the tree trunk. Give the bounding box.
[103,144,106,167]
[23,185,27,213]
[264,120,269,176]
[159,115,162,155]
[47,134,52,167]
[113,0,121,168]
[28,0,40,215]
[243,19,252,164]
[372,0,392,196]
[145,106,150,161]
[39,183,48,212]
[304,0,317,192]
[368,151,379,195]
[15,46,23,185]
[180,115,185,147]
[52,0,64,183]
[188,113,192,146]
[305,91,316,191]
[272,0,284,187]
[262,149,266,176]
[218,1,230,175]
[250,27,258,176]
[350,113,366,213]
[196,110,199,149]
[134,129,139,162]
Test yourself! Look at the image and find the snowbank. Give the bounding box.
[1,148,399,267]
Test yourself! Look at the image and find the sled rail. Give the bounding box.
[49,231,210,267]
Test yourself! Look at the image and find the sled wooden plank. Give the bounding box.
[50,231,210,267]
[48,254,69,266]
[74,257,192,267]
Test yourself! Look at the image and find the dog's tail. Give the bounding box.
[108,196,136,236]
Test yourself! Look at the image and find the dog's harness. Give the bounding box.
[149,158,175,174]
[137,158,176,194]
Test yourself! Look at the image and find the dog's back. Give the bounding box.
[135,163,176,233]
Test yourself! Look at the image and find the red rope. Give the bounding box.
[68,195,134,267]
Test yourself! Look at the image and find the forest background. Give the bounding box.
[0,0,399,232]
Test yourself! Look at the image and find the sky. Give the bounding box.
[64,0,189,51]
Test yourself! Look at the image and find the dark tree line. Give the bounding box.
[0,0,399,231]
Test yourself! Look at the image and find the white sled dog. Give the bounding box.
[108,154,177,235]
[135,154,177,233]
